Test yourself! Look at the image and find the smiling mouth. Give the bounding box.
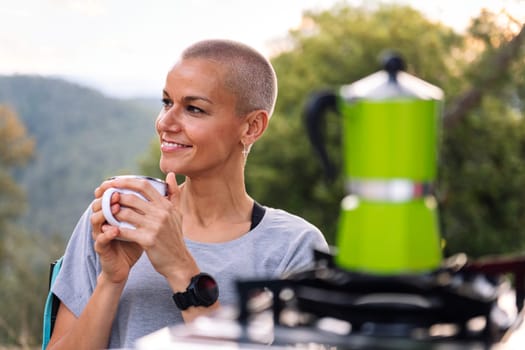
[162,141,192,148]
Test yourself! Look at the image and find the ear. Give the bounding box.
[241,110,269,145]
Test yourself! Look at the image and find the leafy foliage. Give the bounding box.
[0,105,34,223]
[0,225,63,345]
[0,105,49,346]
[437,10,525,256]
[252,4,525,257]
[248,3,464,244]
[439,99,525,256]
[139,3,525,258]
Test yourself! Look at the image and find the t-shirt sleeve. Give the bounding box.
[280,224,329,275]
[51,206,101,317]
[261,209,329,277]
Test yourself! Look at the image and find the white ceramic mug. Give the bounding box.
[101,175,167,229]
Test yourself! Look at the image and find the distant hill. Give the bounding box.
[0,75,160,236]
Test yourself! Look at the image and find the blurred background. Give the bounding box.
[0,0,524,347]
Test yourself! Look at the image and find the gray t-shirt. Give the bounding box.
[52,205,328,348]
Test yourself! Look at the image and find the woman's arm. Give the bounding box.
[48,190,144,349]
[46,273,125,350]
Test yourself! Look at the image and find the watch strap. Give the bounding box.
[172,273,218,311]
[172,289,195,310]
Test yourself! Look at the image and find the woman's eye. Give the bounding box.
[161,98,173,109]
[187,105,204,114]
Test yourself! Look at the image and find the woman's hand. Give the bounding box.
[101,173,200,291]
[91,182,144,284]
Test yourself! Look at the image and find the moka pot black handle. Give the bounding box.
[304,90,339,181]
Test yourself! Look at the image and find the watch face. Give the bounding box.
[196,274,219,305]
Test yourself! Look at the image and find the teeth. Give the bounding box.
[163,141,189,147]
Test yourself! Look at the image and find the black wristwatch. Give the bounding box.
[172,273,219,310]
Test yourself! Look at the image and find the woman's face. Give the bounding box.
[155,58,245,178]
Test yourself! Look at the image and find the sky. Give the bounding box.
[1,0,524,98]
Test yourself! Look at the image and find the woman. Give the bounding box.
[47,39,328,349]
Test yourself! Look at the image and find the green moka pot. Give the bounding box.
[305,54,444,274]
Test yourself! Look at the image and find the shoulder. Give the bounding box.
[262,206,319,230]
[258,206,328,249]
[252,206,328,275]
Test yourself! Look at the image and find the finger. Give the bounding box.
[91,198,101,213]
[111,178,163,201]
[92,192,120,212]
[90,209,107,228]
[102,224,119,238]
[94,186,103,198]
[116,226,144,245]
[94,178,120,198]
[113,205,143,227]
[166,172,180,201]
[91,198,121,238]
[94,225,119,253]
[91,223,115,241]
[117,193,146,215]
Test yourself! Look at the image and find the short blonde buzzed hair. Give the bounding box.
[181,39,278,117]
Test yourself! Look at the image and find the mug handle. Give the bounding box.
[101,188,135,229]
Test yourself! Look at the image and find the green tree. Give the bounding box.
[251,3,525,257]
[248,3,463,245]
[439,99,525,256]
[139,3,525,258]
[0,105,34,253]
[0,104,42,345]
[439,11,525,256]
[0,105,64,346]
[0,226,63,346]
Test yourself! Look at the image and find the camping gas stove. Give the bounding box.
[135,250,525,350]
[231,250,525,349]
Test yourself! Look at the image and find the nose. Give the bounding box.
[156,105,182,134]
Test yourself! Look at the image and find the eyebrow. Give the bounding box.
[183,95,213,105]
[162,90,213,105]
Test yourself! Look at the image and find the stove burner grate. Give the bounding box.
[236,251,525,345]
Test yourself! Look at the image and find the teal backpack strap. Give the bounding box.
[42,256,64,350]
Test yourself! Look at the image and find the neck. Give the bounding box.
[179,174,254,241]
